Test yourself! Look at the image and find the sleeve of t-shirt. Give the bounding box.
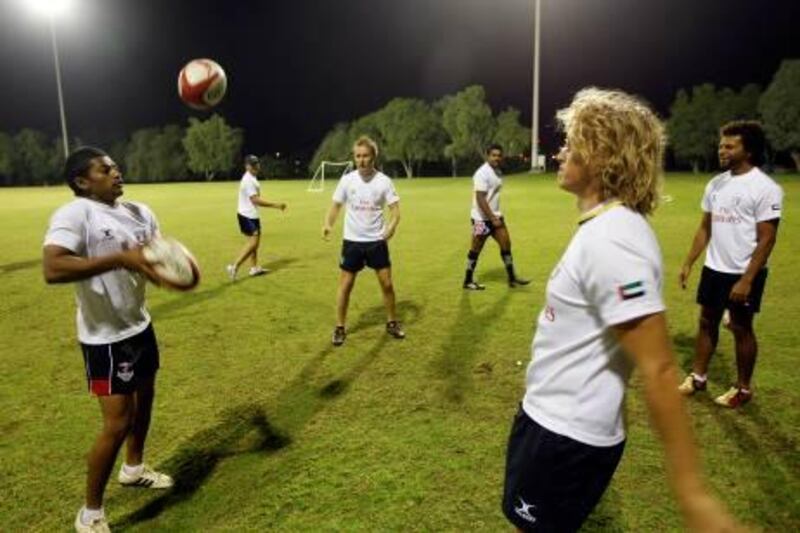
[243,177,259,200]
[43,203,85,254]
[755,182,783,222]
[579,230,666,327]
[332,175,348,204]
[145,205,161,238]
[473,167,489,192]
[384,178,399,205]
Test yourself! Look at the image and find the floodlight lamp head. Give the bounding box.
[27,0,73,18]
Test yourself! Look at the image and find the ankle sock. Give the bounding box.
[81,506,104,525]
[123,463,144,476]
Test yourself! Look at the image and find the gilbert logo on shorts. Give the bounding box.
[514,497,537,524]
[618,280,645,301]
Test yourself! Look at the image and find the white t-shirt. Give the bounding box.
[237,171,260,219]
[522,203,665,447]
[701,167,783,274]
[332,170,399,242]
[471,162,503,220]
[44,197,160,345]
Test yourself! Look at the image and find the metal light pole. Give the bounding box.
[530,0,541,172]
[49,13,70,158]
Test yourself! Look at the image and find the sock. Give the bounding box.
[81,506,104,525]
[501,250,515,280]
[740,387,751,394]
[464,251,480,283]
[691,373,707,383]
[123,463,144,476]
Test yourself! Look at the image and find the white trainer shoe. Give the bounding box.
[249,266,268,277]
[118,464,174,489]
[74,509,110,533]
[225,264,237,281]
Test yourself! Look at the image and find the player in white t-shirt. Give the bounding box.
[679,121,783,408]
[463,144,530,290]
[322,136,404,346]
[501,90,739,532]
[226,155,287,281]
[42,147,174,533]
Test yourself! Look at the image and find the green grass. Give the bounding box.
[0,174,798,531]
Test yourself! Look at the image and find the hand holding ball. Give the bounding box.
[142,237,201,291]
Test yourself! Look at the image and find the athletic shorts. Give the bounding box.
[471,216,505,237]
[340,240,391,272]
[502,407,625,532]
[80,324,160,396]
[237,214,261,236]
[697,266,768,313]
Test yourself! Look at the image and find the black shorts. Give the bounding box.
[471,216,505,237]
[80,324,160,396]
[697,266,768,313]
[340,240,391,272]
[237,214,261,236]
[502,407,625,532]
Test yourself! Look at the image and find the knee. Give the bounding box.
[380,280,394,294]
[727,320,752,338]
[698,314,718,333]
[103,413,134,441]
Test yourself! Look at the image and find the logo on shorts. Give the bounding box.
[514,497,537,524]
[116,362,134,382]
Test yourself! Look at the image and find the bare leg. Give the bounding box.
[727,307,757,389]
[233,233,260,271]
[375,267,397,322]
[125,375,155,466]
[691,305,725,376]
[86,395,134,509]
[336,270,357,328]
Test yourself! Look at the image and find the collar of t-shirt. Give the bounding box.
[577,199,623,225]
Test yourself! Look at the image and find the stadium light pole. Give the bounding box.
[530,0,542,173]
[27,0,71,158]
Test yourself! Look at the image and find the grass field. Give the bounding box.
[1,173,798,532]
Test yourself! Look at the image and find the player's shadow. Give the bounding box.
[583,484,625,532]
[148,281,235,319]
[114,300,421,528]
[263,256,299,273]
[112,404,290,529]
[435,291,511,403]
[0,258,40,275]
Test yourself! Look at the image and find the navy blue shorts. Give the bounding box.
[502,407,625,532]
[471,216,505,237]
[237,214,261,236]
[340,240,391,272]
[80,324,160,396]
[697,266,768,313]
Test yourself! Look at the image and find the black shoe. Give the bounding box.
[509,277,531,288]
[463,281,486,291]
[332,326,346,346]
[386,321,406,339]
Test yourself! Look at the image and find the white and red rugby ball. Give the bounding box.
[142,237,201,291]
[177,58,227,110]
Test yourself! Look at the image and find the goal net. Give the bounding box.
[308,161,353,192]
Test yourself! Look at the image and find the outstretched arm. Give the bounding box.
[614,313,740,532]
[250,194,286,211]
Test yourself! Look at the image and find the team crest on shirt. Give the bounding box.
[100,228,114,240]
[618,280,645,301]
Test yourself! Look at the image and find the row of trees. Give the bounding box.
[0,115,244,186]
[667,59,799,172]
[311,85,531,178]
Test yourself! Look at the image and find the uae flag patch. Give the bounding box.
[618,280,645,301]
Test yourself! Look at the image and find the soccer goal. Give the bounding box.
[308,161,353,192]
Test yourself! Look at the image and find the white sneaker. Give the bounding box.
[74,509,110,533]
[118,464,174,489]
[249,266,268,277]
[225,264,237,281]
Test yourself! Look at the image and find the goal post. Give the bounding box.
[308,160,353,192]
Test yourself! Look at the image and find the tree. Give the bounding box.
[125,128,160,182]
[439,85,496,176]
[759,60,800,171]
[494,107,531,163]
[376,98,446,178]
[310,122,351,172]
[183,114,243,180]
[12,129,54,185]
[150,125,188,181]
[667,84,719,172]
[0,132,13,186]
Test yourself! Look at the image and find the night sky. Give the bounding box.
[1,0,798,158]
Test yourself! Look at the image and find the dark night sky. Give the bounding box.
[1,0,798,158]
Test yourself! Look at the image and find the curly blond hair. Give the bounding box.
[353,135,379,159]
[556,88,666,215]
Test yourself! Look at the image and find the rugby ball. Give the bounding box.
[177,58,227,110]
[142,237,201,291]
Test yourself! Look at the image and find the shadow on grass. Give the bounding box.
[583,484,624,532]
[114,299,422,528]
[0,258,40,275]
[149,281,234,319]
[435,291,511,402]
